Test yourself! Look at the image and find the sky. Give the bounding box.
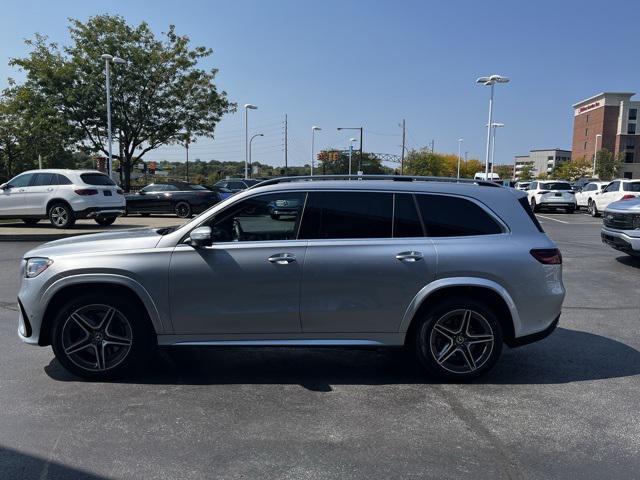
[1,0,639,170]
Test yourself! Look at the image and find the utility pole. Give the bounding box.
[430,139,435,153]
[185,133,190,182]
[38,154,42,170]
[400,119,406,175]
[284,114,288,175]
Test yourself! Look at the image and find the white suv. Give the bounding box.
[575,181,609,213]
[527,180,577,213]
[590,179,640,217]
[0,169,125,228]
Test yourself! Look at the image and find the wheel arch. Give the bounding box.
[38,275,163,347]
[400,278,520,347]
[46,198,73,215]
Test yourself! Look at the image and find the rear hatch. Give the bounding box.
[78,172,125,207]
[539,182,575,203]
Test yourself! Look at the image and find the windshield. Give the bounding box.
[542,182,571,191]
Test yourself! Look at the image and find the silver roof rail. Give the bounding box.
[250,174,501,189]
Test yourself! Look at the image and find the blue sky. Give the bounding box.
[1,0,638,169]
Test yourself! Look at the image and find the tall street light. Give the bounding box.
[101,54,126,179]
[244,104,258,179]
[489,122,505,177]
[337,127,363,173]
[594,133,602,175]
[477,74,509,180]
[457,138,464,179]
[348,138,357,175]
[249,133,264,178]
[311,126,322,176]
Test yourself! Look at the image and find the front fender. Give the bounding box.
[398,277,522,336]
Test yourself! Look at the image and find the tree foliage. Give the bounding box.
[9,15,234,189]
[551,157,592,181]
[404,148,483,178]
[594,148,622,181]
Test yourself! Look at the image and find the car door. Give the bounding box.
[168,191,307,334]
[0,173,34,216]
[21,172,55,215]
[597,181,620,210]
[575,183,590,207]
[298,191,436,333]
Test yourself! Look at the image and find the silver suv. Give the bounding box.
[17,176,565,381]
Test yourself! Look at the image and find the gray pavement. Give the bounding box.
[0,211,639,479]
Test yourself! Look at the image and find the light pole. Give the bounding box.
[337,127,363,173]
[249,133,264,177]
[489,122,504,177]
[477,74,509,180]
[348,138,357,175]
[101,54,126,179]
[311,126,321,176]
[244,104,257,179]
[457,138,464,179]
[594,133,602,175]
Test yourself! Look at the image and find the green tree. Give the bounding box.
[10,15,234,190]
[494,164,514,180]
[552,157,592,181]
[404,149,447,176]
[594,148,622,181]
[518,164,534,180]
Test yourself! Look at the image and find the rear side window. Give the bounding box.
[416,194,502,237]
[31,172,54,186]
[393,194,424,237]
[623,182,640,192]
[80,173,115,186]
[299,191,393,239]
[53,174,72,185]
[518,197,544,233]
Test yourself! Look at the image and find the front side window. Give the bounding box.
[207,192,305,242]
[141,184,164,193]
[7,173,33,188]
[416,194,502,237]
[227,181,246,190]
[605,181,620,192]
[164,184,180,191]
[299,191,393,239]
[52,174,72,185]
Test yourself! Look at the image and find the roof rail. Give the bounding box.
[251,174,502,189]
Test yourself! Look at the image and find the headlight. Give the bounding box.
[25,258,53,278]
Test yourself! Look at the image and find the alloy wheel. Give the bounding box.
[50,206,69,227]
[61,304,133,372]
[428,309,495,374]
[175,202,191,218]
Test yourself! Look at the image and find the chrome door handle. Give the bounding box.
[47,188,54,192]
[268,253,296,265]
[396,251,423,262]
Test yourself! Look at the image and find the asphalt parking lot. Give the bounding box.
[0,210,639,479]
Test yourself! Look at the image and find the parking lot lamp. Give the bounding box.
[249,133,264,178]
[311,126,321,176]
[476,75,509,180]
[489,123,504,176]
[244,104,258,178]
[594,133,602,175]
[348,138,357,175]
[101,54,126,179]
[457,138,463,179]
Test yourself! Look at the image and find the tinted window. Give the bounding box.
[164,184,180,191]
[541,182,571,191]
[141,184,164,193]
[8,173,33,188]
[190,184,207,190]
[207,192,305,242]
[416,194,502,237]
[227,182,246,190]
[31,172,54,186]
[53,174,72,185]
[624,182,640,192]
[530,182,538,189]
[394,194,424,237]
[299,192,393,239]
[605,181,620,192]
[243,180,260,187]
[80,173,115,186]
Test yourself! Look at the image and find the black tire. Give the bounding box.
[566,206,575,214]
[95,216,117,226]
[270,213,280,220]
[413,298,503,382]
[140,213,151,217]
[51,292,154,380]
[48,203,76,229]
[590,201,600,217]
[174,201,192,218]
[21,218,40,226]
[530,198,539,213]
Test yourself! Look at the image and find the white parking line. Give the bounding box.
[536,215,569,224]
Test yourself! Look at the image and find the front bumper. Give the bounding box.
[601,227,640,255]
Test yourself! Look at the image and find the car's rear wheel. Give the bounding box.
[21,218,40,226]
[48,203,76,229]
[95,216,117,226]
[174,201,192,218]
[51,292,153,380]
[530,198,539,213]
[566,205,575,214]
[413,298,503,381]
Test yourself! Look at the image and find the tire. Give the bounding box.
[140,213,151,217]
[21,218,40,226]
[590,201,600,217]
[413,298,503,382]
[270,213,280,220]
[566,206,575,214]
[95,216,117,226]
[48,203,76,229]
[174,201,192,218]
[530,198,539,213]
[51,292,154,380]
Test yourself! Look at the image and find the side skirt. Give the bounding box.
[157,333,405,347]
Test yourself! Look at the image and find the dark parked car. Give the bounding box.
[214,178,261,192]
[125,182,221,218]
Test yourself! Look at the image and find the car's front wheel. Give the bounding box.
[51,292,153,380]
[413,298,503,381]
[590,201,600,217]
[530,198,539,213]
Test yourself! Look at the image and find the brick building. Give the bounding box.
[571,92,640,179]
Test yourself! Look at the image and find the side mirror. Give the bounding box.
[0,183,10,190]
[187,226,212,247]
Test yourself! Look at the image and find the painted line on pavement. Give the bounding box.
[536,215,569,224]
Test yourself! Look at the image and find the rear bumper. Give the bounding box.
[509,314,559,347]
[601,227,640,255]
[74,207,125,219]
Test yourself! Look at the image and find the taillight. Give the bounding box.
[74,188,98,196]
[116,189,123,195]
[530,248,562,265]
[621,194,637,200]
